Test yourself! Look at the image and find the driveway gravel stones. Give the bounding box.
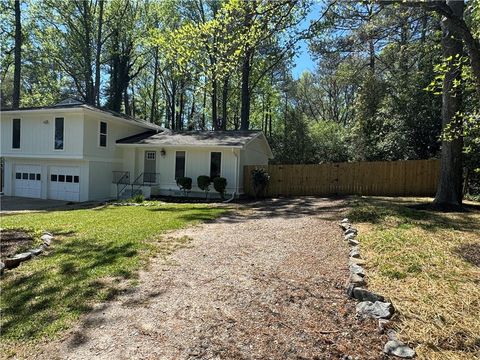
[35,198,386,360]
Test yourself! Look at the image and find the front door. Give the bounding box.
[144,151,156,183]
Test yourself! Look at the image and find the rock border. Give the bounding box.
[1,231,54,275]
[339,218,416,359]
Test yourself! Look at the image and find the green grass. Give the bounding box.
[348,197,480,360]
[0,202,225,344]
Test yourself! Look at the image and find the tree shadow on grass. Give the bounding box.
[0,237,139,342]
[348,197,480,233]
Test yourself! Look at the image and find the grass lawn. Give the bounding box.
[0,202,225,349]
[348,197,480,360]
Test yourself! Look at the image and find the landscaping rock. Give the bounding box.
[42,234,53,246]
[356,301,394,319]
[350,246,361,258]
[349,257,366,265]
[346,283,358,298]
[344,233,356,241]
[352,288,385,302]
[383,340,416,358]
[4,252,32,269]
[378,319,391,334]
[349,264,366,277]
[348,239,359,246]
[341,218,349,223]
[43,231,53,237]
[344,228,358,236]
[29,247,44,256]
[349,273,366,286]
[340,223,351,231]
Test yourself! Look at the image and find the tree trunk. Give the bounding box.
[212,77,218,130]
[12,0,21,109]
[94,0,104,106]
[221,76,229,130]
[201,85,206,130]
[434,0,464,208]
[240,48,252,130]
[82,0,94,105]
[150,47,159,122]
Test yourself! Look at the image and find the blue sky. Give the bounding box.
[291,2,322,79]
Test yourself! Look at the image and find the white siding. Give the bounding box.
[123,146,241,197]
[0,110,84,158]
[82,113,146,161]
[238,136,270,192]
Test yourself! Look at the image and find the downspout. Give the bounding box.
[223,148,239,203]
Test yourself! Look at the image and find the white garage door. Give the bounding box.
[14,165,42,198]
[48,166,80,201]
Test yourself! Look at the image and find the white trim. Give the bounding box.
[2,106,161,131]
[243,131,273,158]
[53,116,65,152]
[116,143,243,149]
[98,120,108,148]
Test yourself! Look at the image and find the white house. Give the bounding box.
[0,100,272,202]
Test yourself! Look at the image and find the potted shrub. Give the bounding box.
[197,175,211,199]
[176,177,192,196]
[251,168,270,199]
[213,177,227,200]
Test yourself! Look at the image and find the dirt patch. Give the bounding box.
[0,229,34,260]
[455,242,480,267]
[33,197,385,359]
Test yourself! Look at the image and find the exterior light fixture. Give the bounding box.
[160,148,166,157]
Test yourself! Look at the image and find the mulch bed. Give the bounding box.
[0,229,34,260]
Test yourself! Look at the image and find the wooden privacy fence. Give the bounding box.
[243,159,440,197]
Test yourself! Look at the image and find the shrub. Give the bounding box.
[176,177,192,196]
[213,177,227,200]
[132,194,144,203]
[197,175,211,199]
[251,168,270,199]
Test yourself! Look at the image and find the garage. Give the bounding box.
[14,165,42,198]
[48,166,80,201]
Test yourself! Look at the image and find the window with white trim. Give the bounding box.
[99,121,107,147]
[12,118,21,149]
[54,117,64,150]
[175,151,186,179]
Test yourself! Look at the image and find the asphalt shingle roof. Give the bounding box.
[116,130,263,147]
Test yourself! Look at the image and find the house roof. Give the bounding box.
[116,129,271,150]
[0,98,162,131]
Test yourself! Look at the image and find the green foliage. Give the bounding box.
[176,176,192,196]
[131,194,144,203]
[197,175,211,198]
[212,177,227,199]
[251,168,270,198]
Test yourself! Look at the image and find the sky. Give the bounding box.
[291,2,322,79]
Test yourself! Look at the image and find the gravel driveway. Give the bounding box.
[36,197,384,359]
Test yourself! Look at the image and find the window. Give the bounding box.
[22,173,28,179]
[58,175,65,182]
[210,152,221,179]
[66,175,73,182]
[99,121,107,147]
[55,117,64,150]
[12,118,20,149]
[146,151,156,160]
[175,151,186,179]
[51,174,57,182]
[15,172,21,179]
[36,174,41,181]
[29,173,35,180]
[74,176,79,183]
